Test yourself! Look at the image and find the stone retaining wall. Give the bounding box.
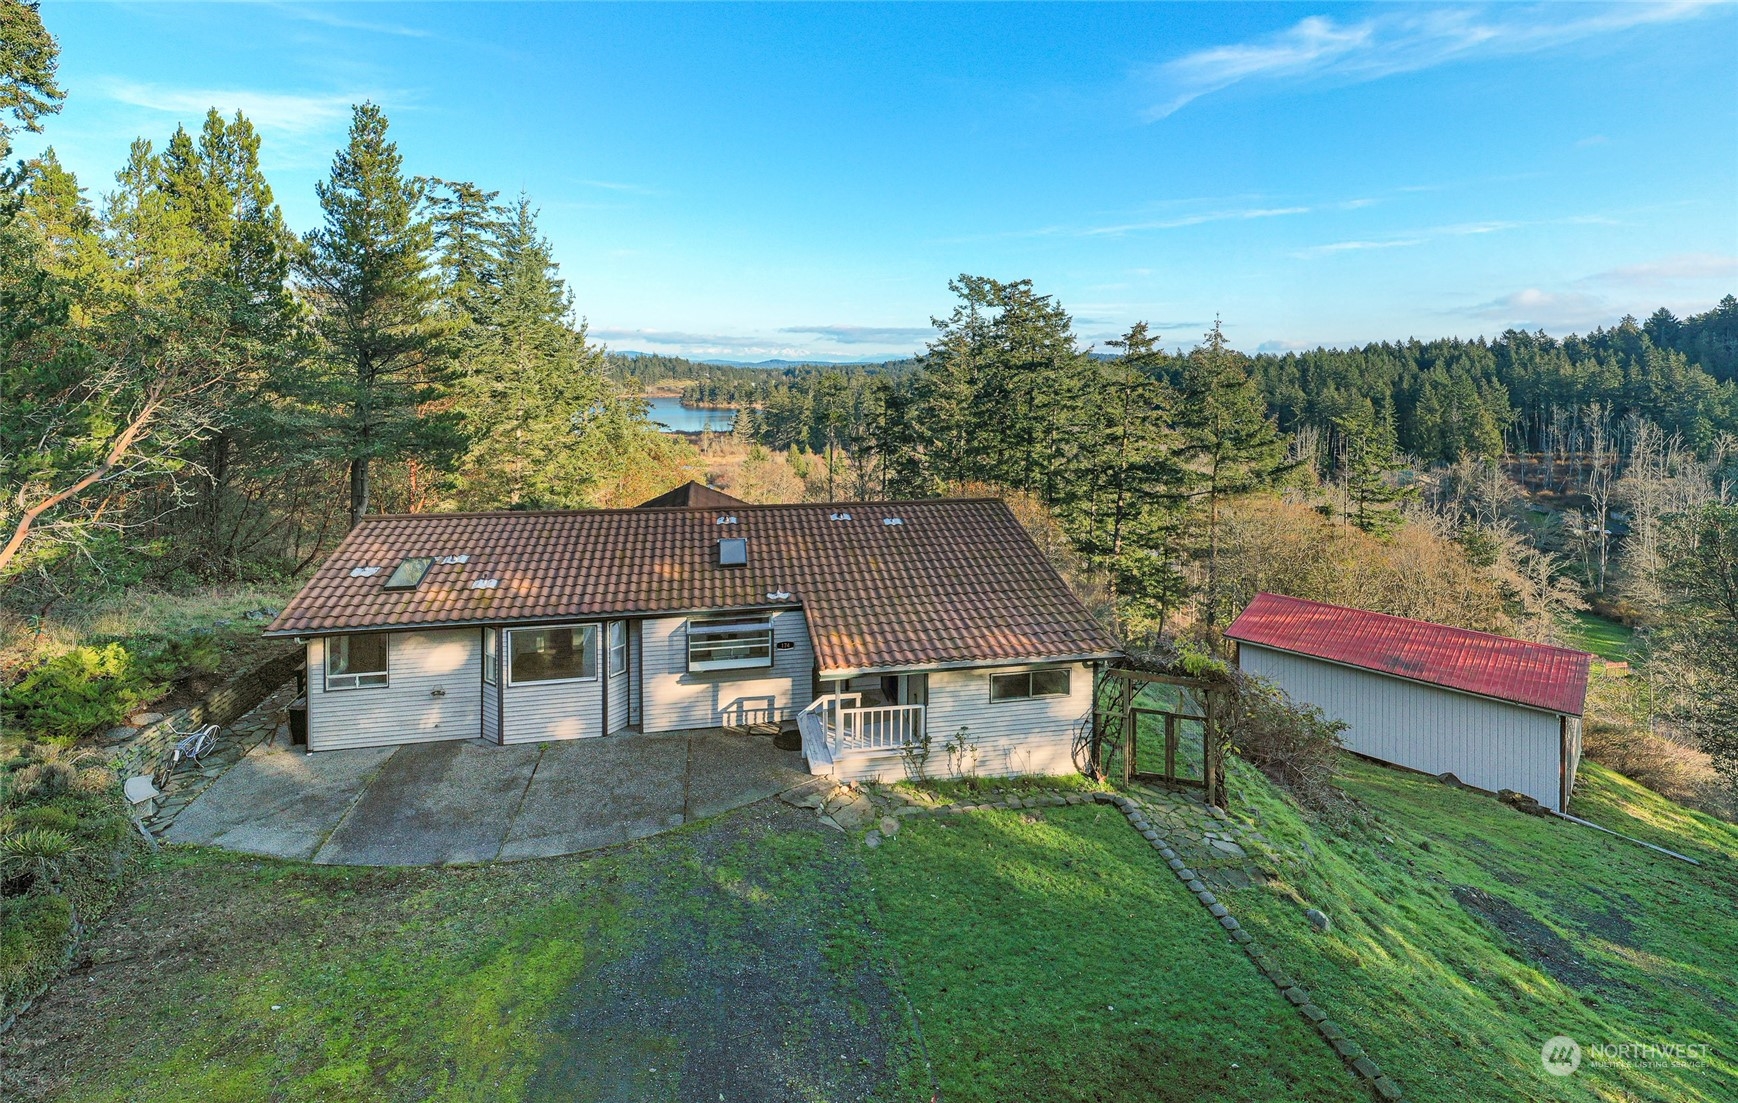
[109,648,302,783]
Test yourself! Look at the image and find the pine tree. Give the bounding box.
[296,103,457,527]
[448,195,612,509]
[1332,400,1414,535]
[1171,319,1296,632]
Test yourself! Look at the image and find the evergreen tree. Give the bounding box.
[1171,319,1296,632]
[1332,400,1414,535]
[448,195,614,510]
[295,103,457,527]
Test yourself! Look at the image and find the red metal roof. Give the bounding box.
[1226,592,1591,716]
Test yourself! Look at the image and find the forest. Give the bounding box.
[2,0,1736,805]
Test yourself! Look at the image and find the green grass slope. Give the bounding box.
[1227,756,1738,1102]
[861,803,1364,1103]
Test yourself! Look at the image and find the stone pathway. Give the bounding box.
[143,681,297,837]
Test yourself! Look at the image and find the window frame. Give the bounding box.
[382,556,436,591]
[686,617,774,673]
[988,667,1071,703]
[483,627,498,686]
[324,633,390,691]
[608,621,628,677]
[505,624,600,687]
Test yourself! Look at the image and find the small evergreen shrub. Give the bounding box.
[0,643,155,743]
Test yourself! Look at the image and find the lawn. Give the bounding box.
[1562,612,1634,662]
[8,754,1733,1103]
[1227,756,1738,1103]
[3,803,909,1103]
[860,803,1363,1102]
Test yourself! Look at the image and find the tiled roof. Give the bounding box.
[1226,592,1591,715]
[634,481,746,509]
[265,499,1121,676]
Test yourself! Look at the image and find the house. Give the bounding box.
[1226,593,1592,812]
[263,497,1121,783]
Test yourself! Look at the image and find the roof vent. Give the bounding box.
[766,589,792,601]
[469,578,499,590]
[829,511,853,521]
[719,537,747,567]
[715,515,738,525]
[883,517,904,526]
[349,566,381,577]
[437,554,469,565]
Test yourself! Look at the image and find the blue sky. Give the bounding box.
[22,2,1738,359]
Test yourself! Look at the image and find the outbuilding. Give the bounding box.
[1226,593,1593,811]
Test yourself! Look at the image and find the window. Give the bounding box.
[325,634,388,690]
[383,556,435,590]
[718,538,747,566]
[609,621,628,676]
[989,668,1071,702]
[687,618,773,672]
[483,628,498,686]
[507,625,598,685]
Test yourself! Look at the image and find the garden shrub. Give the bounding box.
[0,892,74,993]
[1224,672,1347,809]
[0,643,156,743]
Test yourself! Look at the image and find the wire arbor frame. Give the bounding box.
[1073,665,1230,809]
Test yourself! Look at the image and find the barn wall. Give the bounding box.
[1239,645,1566,810]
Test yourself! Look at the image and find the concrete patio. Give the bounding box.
[165,727,814,866]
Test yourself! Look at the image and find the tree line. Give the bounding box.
[0,6,683,601]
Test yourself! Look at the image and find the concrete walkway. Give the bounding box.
[165,727,813,866]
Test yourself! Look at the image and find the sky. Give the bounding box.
[20,1,1738,360]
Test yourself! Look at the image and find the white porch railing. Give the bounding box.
[798,694,926,761]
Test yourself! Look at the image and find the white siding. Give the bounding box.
[627,620,643,729]
[306,630,482,751]
[640,610,814,732]
[1240,644,1567,810]
[500,623,604,744]
[481,629,501,743]
[606,621,630,735]
[827,661,1094,783]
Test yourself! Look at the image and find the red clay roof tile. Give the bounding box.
[265,499,1121,676]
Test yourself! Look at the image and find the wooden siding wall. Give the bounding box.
[913,661,1093,780]
[500,622,604,744]
[607,621,630,734]
[1240,645,1566,810]
[640,610,814,733]
[481,629,501,743]
[306,630,482,751]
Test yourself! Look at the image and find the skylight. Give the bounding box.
[719,538,747,566]
[383,556,435,590]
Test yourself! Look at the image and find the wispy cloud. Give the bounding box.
[93,77,365,136]
[591,328,829,358]
[1146,4,1716,119]
[1294,238,1426,258]
[270,3,432,39]
[1589,252,1738,287]
[575,178,659,195]
[779,324,933,345]
[1079,206,1309,237]
[1465,288,1613,330]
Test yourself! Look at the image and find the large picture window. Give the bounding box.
[325,633,388,690]
[687,618,773,672]
[507,625,598,685]
[989,668,1070,702]
[608,621,628,676]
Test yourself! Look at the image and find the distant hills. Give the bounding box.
[613,351,907,368]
